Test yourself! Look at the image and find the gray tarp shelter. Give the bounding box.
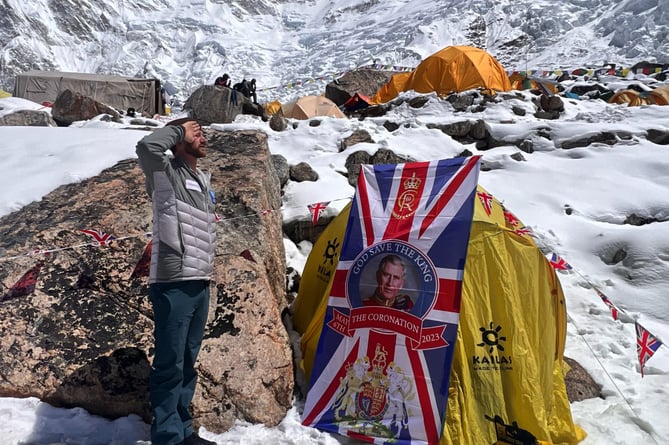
[13,70,163,116]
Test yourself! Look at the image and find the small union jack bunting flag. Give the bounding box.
[502,208,520,227]
[477,191,494,216]
[515,226,533,237]
[81,229,116,246]
[548,252,572,271]
[308,201,330,225]
[130,240,153,279]
[1,262,42,302]
[593,287,621,321]
[636,321,663,377]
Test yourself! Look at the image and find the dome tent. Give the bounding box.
[288,95,346,119]
[372,46,512,104]
[608,85,669,106]
[608,89,641,105]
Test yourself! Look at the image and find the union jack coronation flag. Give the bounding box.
[302,157,481,444]
[636,321,662,377]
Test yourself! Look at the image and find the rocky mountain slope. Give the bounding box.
[1,0,667,103]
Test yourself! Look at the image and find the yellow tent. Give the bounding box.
[0,89,11,99]
[288,95,346,119]
[293,185,584,445]
[372,46,511,104]
[264,100,283,115]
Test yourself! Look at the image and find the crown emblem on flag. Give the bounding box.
[404,173,421,190]
[393,172,422,219]
[371,343,389,376]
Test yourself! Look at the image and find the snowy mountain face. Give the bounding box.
[0,0,667,103]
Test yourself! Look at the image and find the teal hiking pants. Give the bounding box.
[149,280,210,445]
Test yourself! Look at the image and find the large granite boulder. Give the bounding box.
[184,85,267,125]
[0,128,293,432]
[325,68,397,106]
[52,89,122,126]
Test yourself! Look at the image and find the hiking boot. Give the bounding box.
[182,433,217,445]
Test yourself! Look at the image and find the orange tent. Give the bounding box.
[372,46,511,104]
[371,72,411,104]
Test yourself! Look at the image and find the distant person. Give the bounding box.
[233,78,251,99]
[249,78,258,104]
[135,118,217,445]
[362,254,414,311]
[214,74,231,88]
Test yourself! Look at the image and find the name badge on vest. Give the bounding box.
[185,179,202,192]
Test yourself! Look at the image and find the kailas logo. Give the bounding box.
[317,237,340,282]
[472,322,513,371]
[322,237,340,266]
[478,322,506,353]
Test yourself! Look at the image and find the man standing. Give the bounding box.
[362,254,414,311]
[136,118,217,445]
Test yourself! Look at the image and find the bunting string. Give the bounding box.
[2,187,665,376]
[0,194,355,264]
[0,204,284,263]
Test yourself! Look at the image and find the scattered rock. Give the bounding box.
[339,129,375,152]
[289,162,319,182]
[564,357,602,402]
[0,109,57,127]
[325,68,397,106]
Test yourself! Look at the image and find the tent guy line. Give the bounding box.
[566,314,664,445]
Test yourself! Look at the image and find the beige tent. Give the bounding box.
[13,70,163,116]
[288,95,346,119]
[0,89,11,99]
